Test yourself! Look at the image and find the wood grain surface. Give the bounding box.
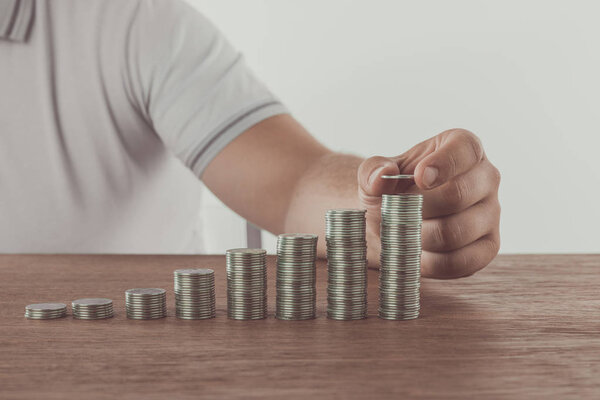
[0,254,599,399]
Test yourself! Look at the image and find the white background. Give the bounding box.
[190,0,600,254]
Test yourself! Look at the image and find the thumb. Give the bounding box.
[414,129,484,189]
[358,156,400,198]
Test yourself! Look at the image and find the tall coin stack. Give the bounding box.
[174,269,216,320]
[24,303,67,320]
[276,234,318,320]
[125,288,167,320]
[226,248,267,320]
[379,193,423,320]
[72,298,114,320]
[326,209,368,320]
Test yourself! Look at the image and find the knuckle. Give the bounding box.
[444,128,472,138]
[448,129,484,162]
[368,155,391,164]
[430,221,446,249]
[358,156,392,187]
[483,197,501,228]
[452,250,473,277]
[472,235,500,272]
[358,156,385,175]
[444,176,470,210]
[433,219,462,250]
[464,132,484,162]
[447,151,459,177]
[488,233,501,256]
[490,165,502,187]
[492,199,502,219]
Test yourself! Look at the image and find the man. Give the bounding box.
[0,0,500,278]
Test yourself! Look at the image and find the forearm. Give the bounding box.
[205,114,500,278]
[283,152,367,259]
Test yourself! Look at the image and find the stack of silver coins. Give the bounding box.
[24,303,67,320]
[276,234,318,320]
[326,209,368,320]
[379,193,423,320]
[125,288,167,320]
[72,298,114,320]
[226,248,267,320]
[174,269,216,319]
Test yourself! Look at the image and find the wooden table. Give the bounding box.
[0,254,598,399]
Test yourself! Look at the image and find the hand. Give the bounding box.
[358,129,501,279]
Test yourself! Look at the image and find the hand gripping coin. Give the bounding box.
[358,128,501,279]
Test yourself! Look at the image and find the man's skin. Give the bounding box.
[203,114,501,279]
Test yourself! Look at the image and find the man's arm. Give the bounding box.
[202,115,355,256]
[202,114,500,278]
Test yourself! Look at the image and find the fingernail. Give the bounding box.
[423,166,439,188]
[368,167,385,186]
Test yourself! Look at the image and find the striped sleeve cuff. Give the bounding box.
[190,100,289,178]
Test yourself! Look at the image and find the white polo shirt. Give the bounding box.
[0,0,287,253]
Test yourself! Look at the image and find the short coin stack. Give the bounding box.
[72,298,114,320]
[276,234,318,320]
[125,288,167,320]
[226,248,267,320]
[174,269,216,319]
[24,303,67,320]
[379,193,423,320]
[326,209,368,320]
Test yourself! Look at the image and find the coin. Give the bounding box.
[379,193,423,320]
[72,298,114,320]
[226,248,267,320]
[174,268,216,320]
[25,303,67,320]
[276,233,318,320]
[325,209,368,320]
[125,288,166,320]
[381,174,415,180]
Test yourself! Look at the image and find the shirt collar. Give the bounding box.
[0,0,34,42]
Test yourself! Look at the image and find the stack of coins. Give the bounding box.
[226,248,267,320]
[24,303,67,320]
[379,193,423,320]
[174,269,216,319]
[276,234,318,320]
[72,298,114,320]
[125,288,167,320]
[326,209,368,320]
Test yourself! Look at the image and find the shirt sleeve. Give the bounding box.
[130,0,288,177]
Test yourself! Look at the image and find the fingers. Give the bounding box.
[357,156,400,199]
[358,129,500,279]
[421,197,500,252]
[421,231,501,279]
[414,129,485,190]
[410,160,501,219]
